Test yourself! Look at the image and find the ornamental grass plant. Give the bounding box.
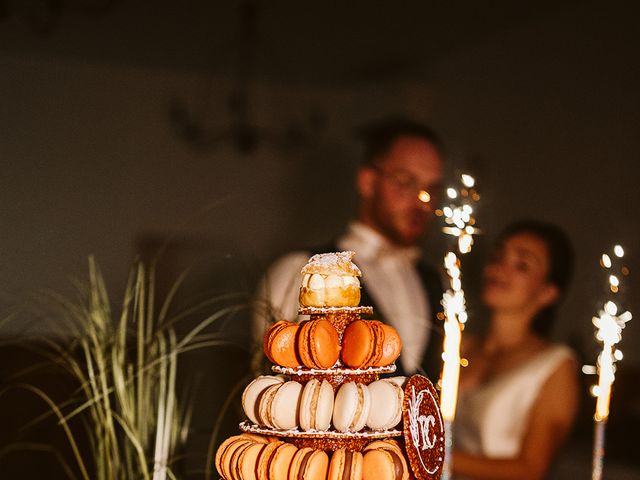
[0,257,245,480]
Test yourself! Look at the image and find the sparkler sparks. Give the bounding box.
[439,173,479,480]
[439,174,481,254]
[588,244,632,420]
[588,245,632,480]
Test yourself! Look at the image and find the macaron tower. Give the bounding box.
[215,252,445,480]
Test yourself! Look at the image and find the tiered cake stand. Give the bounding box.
[224,304,445,479]
[241,306,402,452]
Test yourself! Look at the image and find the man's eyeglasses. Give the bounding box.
[374,167,442,204]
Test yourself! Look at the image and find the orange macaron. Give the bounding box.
[297,319,340,369]
[362,440,409,480]
[288,447,329,480]
[341,320,383,368]
[215,435,253,480]
[341,320,401,368]
[255,440,284,480]
[264,320,301,368]
[378,323,402,366]
[328,448,364,480]
[237,441,268,480]
[268,442,298,480]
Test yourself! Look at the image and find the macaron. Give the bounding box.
[363,439,402,452]
[362,441,409,480]
[297,319,340,369]
[264,320,301,368]
[299,379,335,431]
[366,379,404,431]
[242,375,285,426]
[254,440,283,480]
[216,435,253,480]
[268,442,298,480]
[288,447,329,480]
[333,382,371,433]
[328,448,363,480]
[383,376,407,389]
[341,320,383,369]
[257,383,282,428]
[215,435,245,480]
[379,323,402,366]
[366,321,386,367]
[237,441,267,480]
[259,380,303,430]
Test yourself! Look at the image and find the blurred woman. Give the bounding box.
[453,220,579,480]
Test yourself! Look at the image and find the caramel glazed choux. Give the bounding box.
[299,251,362,308]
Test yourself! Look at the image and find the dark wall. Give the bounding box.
[1,1,639,478]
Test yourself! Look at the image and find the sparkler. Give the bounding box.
[585,245,632,480]
[437,173,479,480]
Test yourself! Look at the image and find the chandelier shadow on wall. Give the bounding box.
[169,0,326,155]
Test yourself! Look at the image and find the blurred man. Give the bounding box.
[254,117,445,379]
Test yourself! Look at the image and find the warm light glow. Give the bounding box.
[619,311,633,322]
[443,227,462,237]
[595,353,613,421]
[459,234,473,254]
[590,244,632,424]
[582,365,597,375]
[461,174,475,188]
[440,250,470,421]
[418,190,431,203]
[439,172,480,428]
[440,313,462,421]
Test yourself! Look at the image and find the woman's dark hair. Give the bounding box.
[497,220,575,338]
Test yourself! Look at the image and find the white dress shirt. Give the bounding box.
[253,221,432,375]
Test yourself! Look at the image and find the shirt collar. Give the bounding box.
[337,221,421,263]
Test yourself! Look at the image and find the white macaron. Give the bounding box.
[265,380,303,431]
[366,379,404,431]
[384,376,407,389]
[241,375,285,425]
[299,379,335,431]
[333,382,371,433]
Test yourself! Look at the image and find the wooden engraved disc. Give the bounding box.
[402,375,445,480]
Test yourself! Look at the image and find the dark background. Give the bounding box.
[0,0,639,478]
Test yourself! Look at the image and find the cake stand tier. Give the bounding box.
[239,421,402,452]
[298,306,373,336]
[272,364,396,389]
